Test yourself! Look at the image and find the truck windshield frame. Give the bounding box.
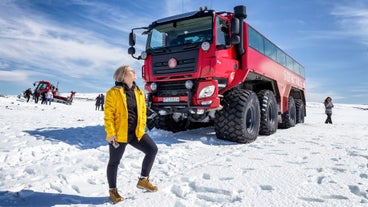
[147,16,213,49]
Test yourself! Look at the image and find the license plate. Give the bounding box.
[163,97,180,102]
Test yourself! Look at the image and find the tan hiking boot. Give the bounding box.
[109,188,124,204]
[137,177,158,192]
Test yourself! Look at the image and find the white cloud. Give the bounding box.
[70,1,152,34]
[0,1,137,83]
[0,70,44,81]
[306,78,345,103]
[297,2,368,46]
[331,2,368,45]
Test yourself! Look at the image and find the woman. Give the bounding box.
[46,89,53,105]
[324,97,334,124]
[104,65,158,204]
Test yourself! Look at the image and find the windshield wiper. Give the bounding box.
[183,42,200,49]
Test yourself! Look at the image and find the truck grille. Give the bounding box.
[151,49,198,76]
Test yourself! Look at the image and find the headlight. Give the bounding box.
[150,82,157,92]
[201,41,210,52]
[198,85,215,98]
[185,80,193,89]
[141,51,147,60]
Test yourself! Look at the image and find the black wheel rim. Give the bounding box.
[246,106,256,134]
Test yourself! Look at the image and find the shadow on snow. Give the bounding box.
[24,125,237,149]
[149,126,238,146]
[0,190,108,207]
[24,125,106,150]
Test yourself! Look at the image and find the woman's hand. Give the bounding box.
[107,136,117,144]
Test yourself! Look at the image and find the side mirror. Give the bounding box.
[231,35,240,45]
[128,47,136,55]
[129,32,136,46]
[231,18,239,35]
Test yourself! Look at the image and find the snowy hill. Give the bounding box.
[0,94,367,207]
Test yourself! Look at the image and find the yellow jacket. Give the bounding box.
[104,85,147,143]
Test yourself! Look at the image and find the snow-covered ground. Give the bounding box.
[0,94,367,207]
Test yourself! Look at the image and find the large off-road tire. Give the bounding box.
[257,90,278,135]
[279,96,296,129]
[295,99,305,123]
[215,89,260,143]
[146,108,156,130]
[153,115,170,131]
[153,115,189,132]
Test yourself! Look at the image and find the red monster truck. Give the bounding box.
[128,5,306,143]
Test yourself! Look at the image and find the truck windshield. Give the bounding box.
[147,16,213,49]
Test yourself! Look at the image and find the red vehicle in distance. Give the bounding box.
[33,80,76,105]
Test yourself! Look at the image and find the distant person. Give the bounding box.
[34,90,40,103]
[95,94,101,110]
[24,88,32,102]
[41,92,46,104]
[104,65,158,204]
[324,97,334,124]
[100,93,105,111]
[55,88,60,96]
[46,90,53,105]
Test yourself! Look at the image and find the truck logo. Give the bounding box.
[168,58,177,68]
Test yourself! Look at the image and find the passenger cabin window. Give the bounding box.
[248,27,264,53]
[248,26,305,78]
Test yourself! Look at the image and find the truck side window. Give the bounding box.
[216,17,229,48]
[150,29,166,48]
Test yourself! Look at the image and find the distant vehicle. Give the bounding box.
[128,5,306,143]
[32,80,76,105]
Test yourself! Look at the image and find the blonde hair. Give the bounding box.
[113,65,129,82]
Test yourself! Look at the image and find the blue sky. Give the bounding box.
[0,0,367,104]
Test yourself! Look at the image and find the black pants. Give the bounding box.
[325,113,332,124]
[107,134,158,188]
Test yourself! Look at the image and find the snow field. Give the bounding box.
[0,95,367,207]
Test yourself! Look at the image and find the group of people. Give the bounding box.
[95,94,105,111]
[23,88,53,105]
